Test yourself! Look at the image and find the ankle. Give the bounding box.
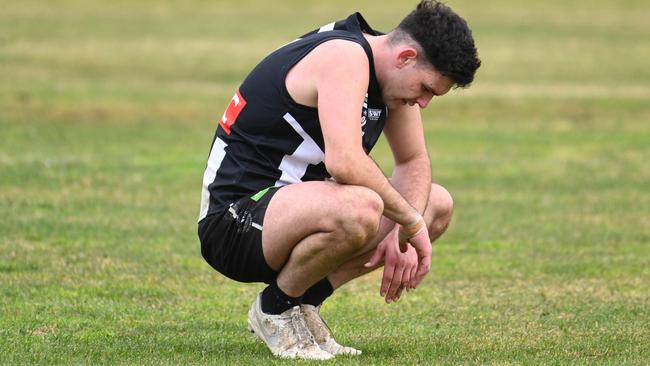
[302,277,334,307]
[261,280,302,315]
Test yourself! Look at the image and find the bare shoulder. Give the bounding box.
[302,39,369,77]
[287,39,369,107]
[313,39,367,59]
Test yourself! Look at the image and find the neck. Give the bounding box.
[363,34,391,90]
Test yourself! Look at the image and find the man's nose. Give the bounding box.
[417,94,433,108]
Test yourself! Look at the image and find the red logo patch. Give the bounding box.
[219,90,247,134]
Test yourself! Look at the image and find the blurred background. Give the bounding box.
[1,0,649,364]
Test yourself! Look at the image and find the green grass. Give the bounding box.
[1,0,649,364]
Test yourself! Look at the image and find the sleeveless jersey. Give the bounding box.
[199,13,388,221]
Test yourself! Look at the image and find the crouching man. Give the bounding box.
[198,0,480,360]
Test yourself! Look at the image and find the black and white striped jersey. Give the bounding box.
[199,13,388,222]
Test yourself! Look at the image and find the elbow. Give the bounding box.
[325,155,357,184]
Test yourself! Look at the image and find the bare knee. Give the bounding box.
[426,183,454,240]
[332,185,383,250]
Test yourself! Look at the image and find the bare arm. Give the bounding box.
[310,41,421,226]
[364,105,434,300]
[292,40,432,296]
[383,103,432,214]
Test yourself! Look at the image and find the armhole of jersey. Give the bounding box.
[279,34,368,112]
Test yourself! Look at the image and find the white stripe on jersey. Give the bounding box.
[198,137,228,222]
[275,113,325,187]
[318,22,335,32]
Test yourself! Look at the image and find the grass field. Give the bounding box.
[1,0,649,364]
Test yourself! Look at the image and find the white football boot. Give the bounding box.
[301,304,362,356]
[247,294,334,360]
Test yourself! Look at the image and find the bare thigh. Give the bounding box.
[261,181,383,271]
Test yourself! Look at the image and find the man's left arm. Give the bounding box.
[365,104,432,302]
[384,105,431,213]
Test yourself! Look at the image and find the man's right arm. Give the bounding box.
[309,40,422,228]
[301,39,432,293]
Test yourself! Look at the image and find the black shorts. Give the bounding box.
[198,187,280,284]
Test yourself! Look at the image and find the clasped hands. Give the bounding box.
[365,216,432,303]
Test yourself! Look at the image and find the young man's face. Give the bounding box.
[382,59,455,110]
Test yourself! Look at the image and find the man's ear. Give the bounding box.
[396,47,418,68]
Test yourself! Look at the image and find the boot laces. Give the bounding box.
[290,308,315,349]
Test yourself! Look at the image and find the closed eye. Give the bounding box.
[423,84,438,96]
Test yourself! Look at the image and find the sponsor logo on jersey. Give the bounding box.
[219,90,247,135]
[367,108,382,121]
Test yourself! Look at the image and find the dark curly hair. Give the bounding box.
[394,0,480,87]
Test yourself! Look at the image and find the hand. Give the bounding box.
[365,227,418,303]
[403,225,432,289]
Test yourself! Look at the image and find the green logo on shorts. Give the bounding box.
[251,187,271,202]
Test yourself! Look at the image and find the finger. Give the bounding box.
[365,244,385,268]
[380,263,395,298]
[386,268,404,302]
[408,230,432,288]
[395,285,405,301]
[407,247,418,289]
[412,254,431,288]
[400,262,412,290]
[409,263,417,289]
[394,270,410,301]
